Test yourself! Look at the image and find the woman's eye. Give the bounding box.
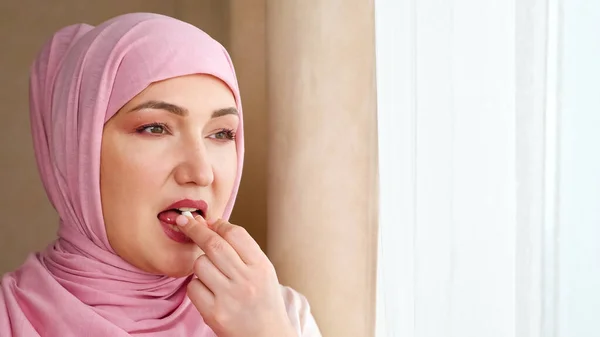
[210,129,236,141]
[137,123,168,135]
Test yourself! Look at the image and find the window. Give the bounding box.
[372,0,600,335]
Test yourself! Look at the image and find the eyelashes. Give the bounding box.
[135,122,236,141]
[210,128,236,141]
[136,122,169,135]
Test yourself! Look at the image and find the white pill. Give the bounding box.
[182,211,194,219]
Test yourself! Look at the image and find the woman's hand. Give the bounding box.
[175,214,296,337]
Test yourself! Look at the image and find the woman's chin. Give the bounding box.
[155,250,201,278]
[163,269,194,278]
[115,236,202,278]
[148,260,195,278]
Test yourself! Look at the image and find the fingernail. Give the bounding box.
[175,214,189,227]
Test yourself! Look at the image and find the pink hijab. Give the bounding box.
[0,13,244,336]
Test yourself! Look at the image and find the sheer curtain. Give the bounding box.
[374,0,564,336]
[556,0,600,335]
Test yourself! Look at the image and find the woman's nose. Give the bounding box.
[173,142,214,187]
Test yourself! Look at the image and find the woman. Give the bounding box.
[0,12,321,337]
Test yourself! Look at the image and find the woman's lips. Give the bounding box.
[162,199,208,215]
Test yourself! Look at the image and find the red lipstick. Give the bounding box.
[162,199,208,215]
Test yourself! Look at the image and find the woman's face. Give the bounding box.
[100,74,239,277]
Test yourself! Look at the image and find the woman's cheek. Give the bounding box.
[122,146,167,186]
[208,143,237,171]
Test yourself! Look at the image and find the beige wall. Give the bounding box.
[265,2,378,336]
[0,0,268,274]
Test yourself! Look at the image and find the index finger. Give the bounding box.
[209,219,264,265]
[175,214,245,278]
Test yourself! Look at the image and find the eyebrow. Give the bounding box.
[128,100,239,118]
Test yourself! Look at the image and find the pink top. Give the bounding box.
[0,12,320,336]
